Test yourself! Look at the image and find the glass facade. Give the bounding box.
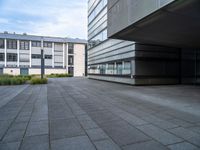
[88,0,135,77]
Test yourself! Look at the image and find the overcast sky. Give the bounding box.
[0,0,88,39]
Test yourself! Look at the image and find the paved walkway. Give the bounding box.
[0,78,200,150]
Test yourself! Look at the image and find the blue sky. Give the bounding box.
[0,0,88,39]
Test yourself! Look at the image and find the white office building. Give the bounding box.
[0,32,87,76]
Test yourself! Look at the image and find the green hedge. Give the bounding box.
[0,74,28,85]
[47,73,73,78]
[30,78,48,85]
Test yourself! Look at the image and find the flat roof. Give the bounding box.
[0,32,87,44]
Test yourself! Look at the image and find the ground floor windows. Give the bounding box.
[20,68,29,75]
[88,61,131,76]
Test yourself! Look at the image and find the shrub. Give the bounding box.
[0,74,31,85]
[30,78,48,85]
[47,73,73,78]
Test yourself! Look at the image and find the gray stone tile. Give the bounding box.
[50,118,85,140]
[168,127,199,140]
[3,130,25,142]
[101,120,151,146]
[137,124,183,145]
[0,142,20,150]
[0,120,12,139]
[122,140,168,150]
[51,136,96,150]
[187,135,200,147]
[86,128,109,141]
[94,139,121,150]
[20,135,49,150]
[168,118,194,128]
[168,142,199,150]
[89,110,121,125]
[25,121,48,136]
[79,119,98,130]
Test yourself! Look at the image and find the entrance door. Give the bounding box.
[20,68,29,75]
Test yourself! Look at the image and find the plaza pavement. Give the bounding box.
[0,77,200,150]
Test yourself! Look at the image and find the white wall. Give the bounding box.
[74,44,85,76]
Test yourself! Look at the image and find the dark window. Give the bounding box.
[68,56,74,65]
[7,53,17,62]
[68,67,74,75]
[45,55,52,59]
[0,39,4,48]
[32,54,41,59]
[7,40,17,49]
[44,42,52,48]
[68,43,74,54]
[0,53,4,61]
[32,41,41,47]
[20,41,29,50]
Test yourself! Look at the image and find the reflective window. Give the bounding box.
[88,0,107,23]
[0,39,4,48]
[32,54,41,59]
[68,56,74,65]
[68,43,74,54]
[7,40,17,49]
[0,53,4,61]
[88,29,107,48]
[45,55,52,59]
[32,41,41,47]
[44,42,52,48]
[7,53,17,62]
[20,41,29,50]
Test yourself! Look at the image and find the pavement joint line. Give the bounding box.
[0,85,32,142]
[18,85,43,150]
[0,85,29,109]
[54,83,98,150]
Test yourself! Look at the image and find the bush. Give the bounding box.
[0,74,32,85]
[0,76,27,85]
[30,78,48,85]
[47,73,73,78]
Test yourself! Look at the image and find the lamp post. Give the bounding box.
[41,38,45,79]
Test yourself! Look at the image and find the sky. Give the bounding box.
[0,0,88,39]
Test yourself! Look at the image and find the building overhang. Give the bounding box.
[108,0,200,48]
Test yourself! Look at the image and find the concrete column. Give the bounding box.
[29,41,32,67]
[17,40,20,67]
[52,42,54,68]
[63,43,65,68]
[114,62,117,74]
[131,60,135,78]
[4,39,7,67]
[122,61,125,75]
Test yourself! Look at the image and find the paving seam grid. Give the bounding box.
[52,82,98,150]
[0,85,32,142]
[59,81,151,149]
[58,80,122,150]
[86,83,200,148]
[17,85,43,150]
[64,82,185,148]
[90,95,186,147]
[0,85,28,109]
[47,84,54,150]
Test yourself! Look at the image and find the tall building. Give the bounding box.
[88,0,189,85]
[88,0,136,84]
[107,0,200,85]
[0,32,87,76]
